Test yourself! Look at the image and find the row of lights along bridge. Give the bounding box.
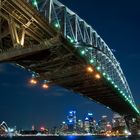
[29,66,101,89]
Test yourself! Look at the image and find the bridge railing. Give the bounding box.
[26,0,139,114]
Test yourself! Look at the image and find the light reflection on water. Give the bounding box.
[66,136,140,140]
[0,136,140,140]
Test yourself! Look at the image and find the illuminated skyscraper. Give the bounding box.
[98,115,108,132]
[112,113,126,127]
[67,110,76,131]
[84,117,90,133]
[84,113,95,133]
[77,120,83,128]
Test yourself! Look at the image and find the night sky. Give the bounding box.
[0,0,140,130]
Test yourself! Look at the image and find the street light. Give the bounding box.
[95,73,101,79]
[42,83,49,89]
[30,79,37,85]
[87,66,93,73]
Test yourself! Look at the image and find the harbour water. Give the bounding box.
[0,136,140,140]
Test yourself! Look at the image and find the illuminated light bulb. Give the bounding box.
[30,79,37,84]
[66,35,75,43]
[42,83,49,89]
[95,73,101,79]
[103,72,106,76]
[54,23,60,28]
[107,77,111,81]
[81,50,85,55]
[97,66,101,70]
[40,127,45,131]
[90,59,94,63]
[111,81,114,84]
[32,0,38,7]
[70,39,74,43]
[120,91,123,94]
[33,1,37,6]
[87,66,93,73]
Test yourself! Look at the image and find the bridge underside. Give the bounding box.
[17,52,135,117]
[0,44,136,116]
[0,0,138,117]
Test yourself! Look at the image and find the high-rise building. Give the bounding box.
[77,120,83,128]
[84,117,90,133]
[112,113,126,128]
[77,120,84,133]
[60,122,68,132]
[88,113,94,133]
[67,110,76,131]
[98,115,108,132]
[32,125,35,131]
[84,113,96,133]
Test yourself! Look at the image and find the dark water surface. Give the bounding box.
[0,136,140,140]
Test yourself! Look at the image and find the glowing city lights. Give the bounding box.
[88,113,93,116]
[40,127,45,131]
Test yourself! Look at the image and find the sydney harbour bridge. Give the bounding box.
[0,0,140,134]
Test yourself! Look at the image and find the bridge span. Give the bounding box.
[0,0,139,120]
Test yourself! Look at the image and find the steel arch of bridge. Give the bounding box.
[26,0,139,114]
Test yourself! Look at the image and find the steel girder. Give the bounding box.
[25,0,137,111]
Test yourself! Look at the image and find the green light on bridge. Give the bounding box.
[120,91,123,94]
[32,0,38,7]
[107,77,111,81]
[70,39,74,43]
[67,35,75,44]
[90,59,94,63]
[131,104,140,114]
[81,50,85,55]
[54,23,60,28]
[111,81,114,84]
[97,66,101,71]
[103,72,106,76]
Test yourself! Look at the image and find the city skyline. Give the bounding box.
[0,0,140,129]
[0,111,128,136]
